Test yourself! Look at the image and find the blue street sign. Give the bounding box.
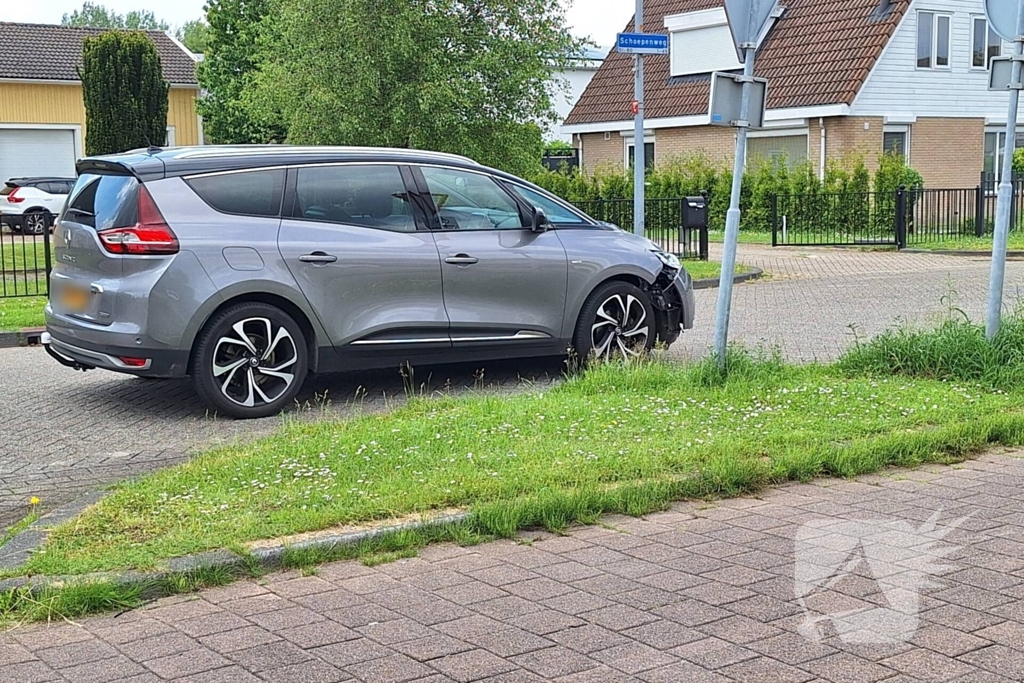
[616,32,670,55]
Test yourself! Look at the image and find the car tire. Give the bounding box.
[573,280,656,362]
[22,211,50,235]
[191,302,309,419]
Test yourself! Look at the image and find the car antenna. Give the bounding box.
[143,133,162,155]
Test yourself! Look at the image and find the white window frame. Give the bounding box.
[624,136,656,170]
[916,11,952,71]
[971,15,1002,71]
[985,127,1010,182]
[883,124,911,162]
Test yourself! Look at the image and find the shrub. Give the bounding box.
[80,30,169,156]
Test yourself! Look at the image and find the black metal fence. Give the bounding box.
[1,224,50,299]
[771,180,1024,249]
[572,198,710,261]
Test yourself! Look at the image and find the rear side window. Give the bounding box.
[64,174,139,229]
[292,165,416,232]
[187,169,285,217]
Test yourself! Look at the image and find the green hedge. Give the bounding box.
[528,152,920,234]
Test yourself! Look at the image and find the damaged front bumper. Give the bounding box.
[651,266,695,346]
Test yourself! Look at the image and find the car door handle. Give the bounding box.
[299,252,338,264]
[445,254,479,265]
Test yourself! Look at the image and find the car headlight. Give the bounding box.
[651,249,681,271]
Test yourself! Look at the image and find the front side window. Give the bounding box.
[512,185,588,224]
[917,12,951,69]
[187,169,285,217]
[419,166,525,230]
[293,165,415,231]
[974,17,1002,68]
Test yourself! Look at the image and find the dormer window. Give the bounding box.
[664,8,743,77]
[917,11,951,70]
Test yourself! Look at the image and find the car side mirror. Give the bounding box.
[531,208,550,232]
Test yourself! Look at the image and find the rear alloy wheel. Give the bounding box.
[573,281,655,362]
[192,303,308,418]
[22,211,50,235]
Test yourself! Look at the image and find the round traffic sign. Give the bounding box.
[986,0,1024,43]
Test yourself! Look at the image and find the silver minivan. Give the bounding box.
[43,146,695,418]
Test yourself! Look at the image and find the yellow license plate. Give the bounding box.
[57,286,90,313]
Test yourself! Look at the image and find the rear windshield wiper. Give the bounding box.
[65,207,95,218]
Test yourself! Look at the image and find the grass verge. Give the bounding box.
[683,261,752,281]
[708,230,774,245]
[907,234,1024,252]
[0,238,48,274]
[13,340,1024,580]
[0,513,38,552]
[0,295,46,331]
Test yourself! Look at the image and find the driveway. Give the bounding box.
[3,245,1024,526]
[6,454,1024,682]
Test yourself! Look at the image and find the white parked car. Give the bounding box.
[0,177,75,235]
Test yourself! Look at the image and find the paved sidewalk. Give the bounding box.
[5,453,1024,682]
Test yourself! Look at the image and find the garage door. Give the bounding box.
[0,129,77,184]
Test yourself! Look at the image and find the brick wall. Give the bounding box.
[655,126,736,166]
[910,118,985,189]
[579,133,625,174]
[824,116,884,175]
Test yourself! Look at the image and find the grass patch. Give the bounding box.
[0,238,48,274]
[0,295,46,330]
[708,230,774,245]
[908,233,1024,252]
[0,512,38,552]
[14,344,1024,579]
[684,261,753,281]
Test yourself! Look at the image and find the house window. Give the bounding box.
[883,126,910,159]
[626,141,655,170]
[973,17,1002,69]
[985,130,1011,179]
[747,134,808,169]
[917,12,951,69]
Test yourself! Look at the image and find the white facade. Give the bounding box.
[550,49,607,142]
[853,0,1022,122]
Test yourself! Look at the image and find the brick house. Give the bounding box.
[562,0,1021,189]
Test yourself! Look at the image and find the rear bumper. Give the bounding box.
[42,329,189,378]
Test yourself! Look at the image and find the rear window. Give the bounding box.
[63,174,139,229]
[186,169,284,218]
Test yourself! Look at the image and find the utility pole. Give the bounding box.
[633,0,646,239]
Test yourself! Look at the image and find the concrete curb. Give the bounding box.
[0,327,44,348]
[692,267,764,290]
[0,509,470,598]
[901,249,1024,258]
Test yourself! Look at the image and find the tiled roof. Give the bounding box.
[0,22,198,86]
[565,0,908,126]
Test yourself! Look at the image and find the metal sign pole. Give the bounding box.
[633,0,646,239]
[986,0,1024,339]
[712,46,755,364]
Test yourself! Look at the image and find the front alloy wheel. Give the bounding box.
[574,281,656,362]
[193,303,308,418]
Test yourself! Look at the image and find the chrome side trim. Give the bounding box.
[350,337,451,346]
[450,331,551,343]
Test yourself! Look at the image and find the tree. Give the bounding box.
[62,2,170,30]
[244,0,583,175]
[176,19,212,54]
[197,0,284,144]
[80,31,169,156]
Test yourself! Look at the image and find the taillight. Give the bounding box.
[6,188,24,203]
[98,185,178,255]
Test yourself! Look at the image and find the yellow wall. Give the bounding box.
[0,81,200,148]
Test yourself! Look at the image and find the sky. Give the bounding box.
[0,0,632,47]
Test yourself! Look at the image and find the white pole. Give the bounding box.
[986,0,1024,339]
[712,45,756,365]
[633,0,645,238]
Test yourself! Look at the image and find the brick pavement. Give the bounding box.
[6,453,1024,682]
[4,245,1024,526]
